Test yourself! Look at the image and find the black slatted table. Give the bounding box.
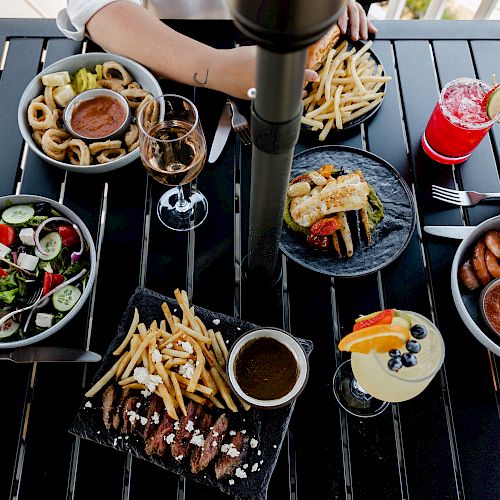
[1,19,499,500]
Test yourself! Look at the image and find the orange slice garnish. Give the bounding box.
[338,325,410,354]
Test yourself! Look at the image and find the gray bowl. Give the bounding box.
[0,195,97,349]
[64,88,131,141]
[479,278,500,337]
[18,52,163,174]
[451,215,500,356]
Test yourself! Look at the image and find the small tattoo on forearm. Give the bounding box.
[193,68,209,86]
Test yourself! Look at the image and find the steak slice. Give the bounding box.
[143,394,163,442]
[145,411,174,457]
[194,413,228,473]
[121,396,139,435]
[112,388,130,430]
[102,385,117,430]
[190,411,214,473]
[171,401,203,462]
[215,431,249,479]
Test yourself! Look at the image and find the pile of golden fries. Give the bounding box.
[85,289,249,419]
[302,40,392,140]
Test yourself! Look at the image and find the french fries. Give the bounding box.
[302,40,392,140]
[85,289,248,419]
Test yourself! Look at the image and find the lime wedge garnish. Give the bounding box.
[486,87,500,120]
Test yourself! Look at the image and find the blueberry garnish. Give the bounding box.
[401,353,418,367]
[388,357,403,371]
[406,340,421,353]
[411,324,427,340]
[389,349,401,357]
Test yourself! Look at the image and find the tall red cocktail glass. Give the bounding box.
[422,78,497,165]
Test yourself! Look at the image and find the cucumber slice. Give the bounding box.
[0,319,19,339]
[35,232,62,261]
[52,285,81,312]
[2,205,35,224]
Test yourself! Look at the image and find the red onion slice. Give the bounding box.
[34,216,72,255]
[70,223,84,262]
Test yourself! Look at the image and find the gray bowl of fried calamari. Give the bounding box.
[18,53,163,174]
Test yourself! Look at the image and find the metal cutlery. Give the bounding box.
[0,347,102,363]
[431,185,500,207]
[228,98,252,146]
[423,225,476,240]
[0,288,43,328]
[208,100,232,163]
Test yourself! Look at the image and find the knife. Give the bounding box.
[423,225,476,240]
[208,100,232,163]
[0,347,102,363]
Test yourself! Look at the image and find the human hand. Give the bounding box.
[337,0,377,41]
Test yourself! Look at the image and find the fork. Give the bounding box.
[0,288,43,328]
[227,98,252,146]
[431,185,500,207]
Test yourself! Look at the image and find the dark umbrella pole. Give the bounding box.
[247,48,307,282]
[226,0,346,285]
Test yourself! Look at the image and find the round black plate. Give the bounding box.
[302,39,386,136]
[280,145,416,278]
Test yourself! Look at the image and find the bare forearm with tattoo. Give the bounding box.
[86,1,256,98]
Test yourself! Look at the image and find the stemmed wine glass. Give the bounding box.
[138,94,208,231]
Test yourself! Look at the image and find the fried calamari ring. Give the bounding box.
[136,95,159,131]
[44,86,56,109]
[124,124,139,147]
[120,88,149,108]
[31,95,45,104]
[52,108,65,131]
[98,79,125,92]
[89,139,122,156]
[28,101,54,131]
[41,129,70,161]
[68,139,91,166]
[32,130,44,147]
[102,61,132,86]
[96,148,126,164]
[128,81,141,89]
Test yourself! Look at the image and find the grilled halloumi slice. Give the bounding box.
[290,173,370,227]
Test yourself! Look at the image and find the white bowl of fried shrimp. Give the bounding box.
[18,53,163,174]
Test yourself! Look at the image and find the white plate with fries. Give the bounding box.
[302,39,391,140]
[71,287,313,498]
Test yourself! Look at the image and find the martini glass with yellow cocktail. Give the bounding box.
[333,309,445,417]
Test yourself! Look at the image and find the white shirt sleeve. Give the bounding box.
[57,0,142,41]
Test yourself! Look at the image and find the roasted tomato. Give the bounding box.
[310,217,339,236]
[318,164,334,178]
[290,174,311,185]
[307,234,331,250]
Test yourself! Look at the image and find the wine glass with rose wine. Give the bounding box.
[138,94,208,230]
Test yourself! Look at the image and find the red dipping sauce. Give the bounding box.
[483,280,500,335]
[71,95,126,139]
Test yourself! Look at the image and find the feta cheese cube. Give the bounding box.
[35,313,54,328]
[17,253,39,271]
[0,243,11,258]
[19,228,35,246]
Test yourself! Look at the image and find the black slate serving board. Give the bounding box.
[70,287,313,499]
[280,145,416,277]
